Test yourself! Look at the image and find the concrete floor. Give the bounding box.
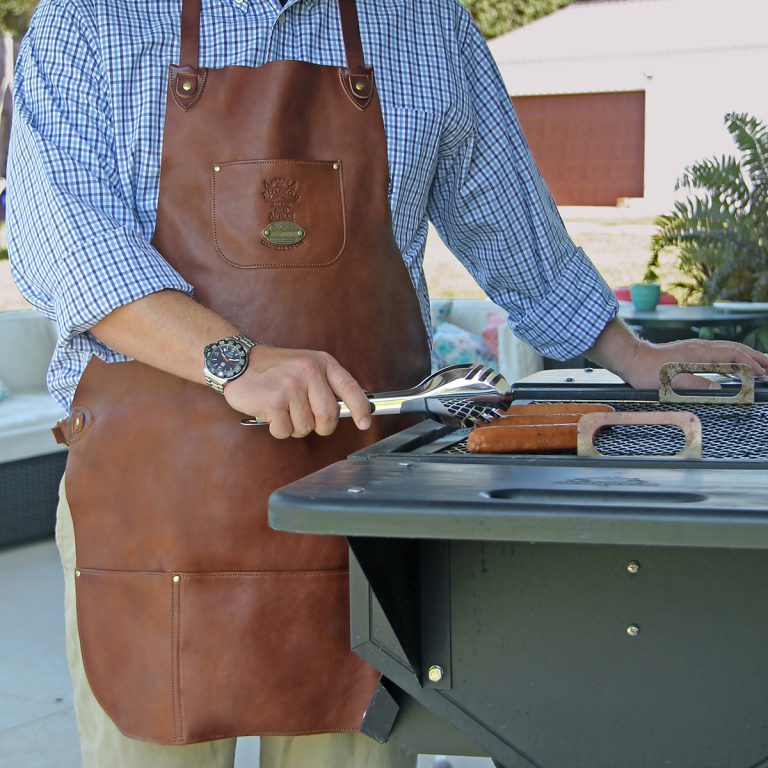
[0,538,492,768]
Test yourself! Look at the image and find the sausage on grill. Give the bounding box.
[502,402,615,417]
[467,423,578,454]
[468,403,616,454]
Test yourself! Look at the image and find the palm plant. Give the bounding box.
[645,112,768,305]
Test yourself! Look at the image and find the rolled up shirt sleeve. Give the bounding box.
[7,0,192,353]
[427,9,618,361]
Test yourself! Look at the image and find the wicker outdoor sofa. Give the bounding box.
[0,310,66,548]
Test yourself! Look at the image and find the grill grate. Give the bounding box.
[440,402,768,460]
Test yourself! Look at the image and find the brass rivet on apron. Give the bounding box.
[354,82,366,93]
[181,80,194,93]
[333,162,340,170]
[213,165,221,173]
[172,575,181,584]
[75,570,81,578]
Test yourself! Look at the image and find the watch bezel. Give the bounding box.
[203,336,256,391]
[204,338,248,381]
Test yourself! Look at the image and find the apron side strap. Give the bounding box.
[52,408,93,447]
[180,0,202,68]
[338,0,366,69]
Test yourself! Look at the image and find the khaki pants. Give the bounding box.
[56,478,416,768]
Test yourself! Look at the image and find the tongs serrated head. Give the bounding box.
[417,364,513,427]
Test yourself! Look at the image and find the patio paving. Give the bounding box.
[0,538,491,768]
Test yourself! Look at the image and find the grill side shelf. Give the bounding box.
[268,460,768,549]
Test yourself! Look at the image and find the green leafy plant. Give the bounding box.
[645,112,768,305]
[461,0,571,39]
[0,0,36,37]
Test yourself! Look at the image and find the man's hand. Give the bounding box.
[588,318,768,389]
[224,346,372,439]
[91,290,371,438]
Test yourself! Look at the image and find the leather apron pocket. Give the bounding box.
[211,159,347,270]
[75,569,175,744]
[76,568,378,743]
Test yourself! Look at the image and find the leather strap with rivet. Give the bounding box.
[52,408,92,447]
[337,0,374,110]
[172,0,373,112]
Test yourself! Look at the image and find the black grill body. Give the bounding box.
[269,370,768,768]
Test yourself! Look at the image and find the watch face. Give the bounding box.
[205,340,247,380]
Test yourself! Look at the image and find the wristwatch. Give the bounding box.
[203,334,258,394]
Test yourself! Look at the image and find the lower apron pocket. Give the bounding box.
[76,568,379,744]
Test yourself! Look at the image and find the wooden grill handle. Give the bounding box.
[577,411,703,460]
[659,362,754,405]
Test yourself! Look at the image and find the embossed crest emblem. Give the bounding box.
[261,178,305,247]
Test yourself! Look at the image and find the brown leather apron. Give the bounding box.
[61,0,429,745]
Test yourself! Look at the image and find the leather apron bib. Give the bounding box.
[62,0,430,745]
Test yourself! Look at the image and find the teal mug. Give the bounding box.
[630,282,661,311]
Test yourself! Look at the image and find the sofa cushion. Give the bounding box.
[0,391,66,464]
[431,321,497,371]
[429,299,544,383]
[0,310,57,392]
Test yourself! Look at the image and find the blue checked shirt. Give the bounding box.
[7,0,618,411]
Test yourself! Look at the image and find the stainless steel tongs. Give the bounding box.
[239,363,512,428]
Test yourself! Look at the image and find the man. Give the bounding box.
[8,1,767,767]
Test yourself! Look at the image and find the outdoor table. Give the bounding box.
[269,409,768,768]
[618,300,768,343]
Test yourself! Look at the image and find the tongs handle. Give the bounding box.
[239,363,510,428]
[241,395,408,427]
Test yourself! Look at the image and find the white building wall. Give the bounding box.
[491,1,768,211]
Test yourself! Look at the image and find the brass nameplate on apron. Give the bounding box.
[262,221,306,246]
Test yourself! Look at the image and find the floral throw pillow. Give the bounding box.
[431,321,498,371]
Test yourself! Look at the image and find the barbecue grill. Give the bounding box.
[269,367,768,768]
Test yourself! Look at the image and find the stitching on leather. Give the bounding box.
[211,160,347,270]
[196,726,360,740]
[181,570,349,579]
[176,579,184,743]
[76,568,348,577]
[76,568,171,576]
[168,66,208,112]
[174,70,207,111]
[337,69,371,111]
[171,577,181,742]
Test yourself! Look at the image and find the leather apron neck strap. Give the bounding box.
[180,0,202,69]
[179,0,366,69]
